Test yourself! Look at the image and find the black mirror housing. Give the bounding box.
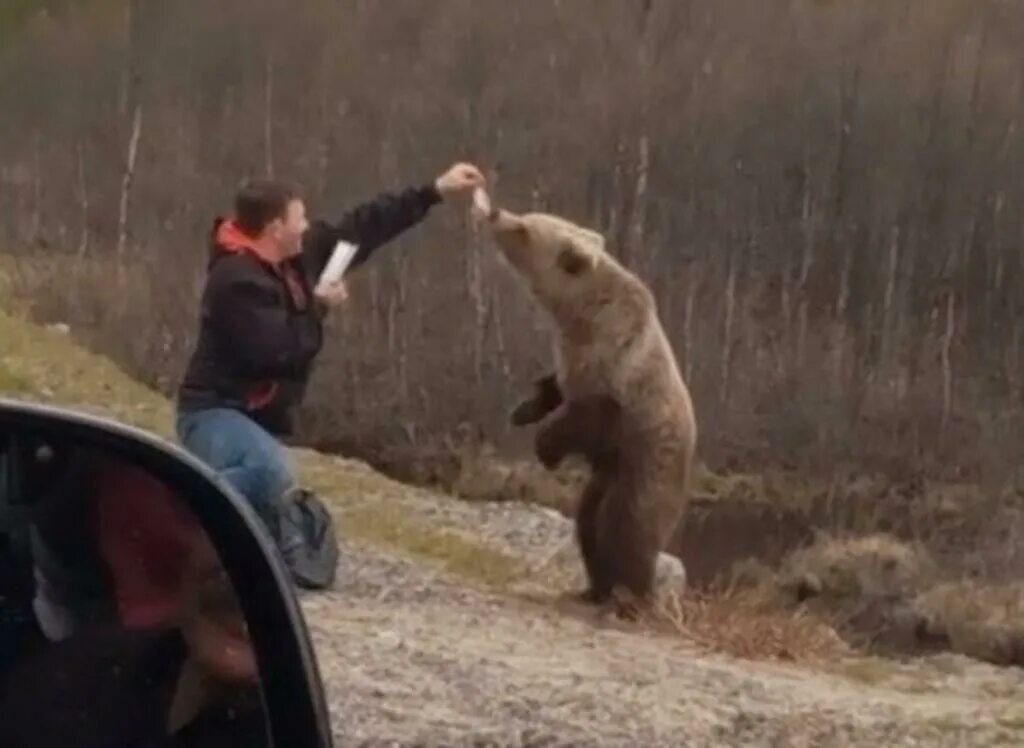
[0,399,333,748]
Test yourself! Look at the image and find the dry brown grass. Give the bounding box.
[763,533,1024,668]
[645,588,849,664]
[449,442,585,513]
[768,534,941,653]
[914,581,1024,667]
[446,444,804,515]
[779,533,938,602]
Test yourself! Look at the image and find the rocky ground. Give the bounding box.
[296,452,1024,747]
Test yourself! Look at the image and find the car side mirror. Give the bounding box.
[0,399,333,748]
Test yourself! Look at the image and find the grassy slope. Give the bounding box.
[0,309,523,588]
[8,310,1024,673]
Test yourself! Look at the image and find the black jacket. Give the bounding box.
[176,183,442,435]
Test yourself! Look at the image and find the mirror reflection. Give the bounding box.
[0,432,270,747]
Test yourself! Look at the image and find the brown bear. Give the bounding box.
[475,199,697,616]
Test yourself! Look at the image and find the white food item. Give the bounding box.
[471,186,493,221]
[316,239,358,291]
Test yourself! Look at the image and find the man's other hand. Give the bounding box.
[314,280,349,308]
[435,162,485,198]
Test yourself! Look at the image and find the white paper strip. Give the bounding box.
[471,186,493,221]
[316,239,358,291]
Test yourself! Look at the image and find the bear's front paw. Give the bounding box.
[534,429,564,470]
[510,399,540,427]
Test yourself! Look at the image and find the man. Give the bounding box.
[175,163,484,566]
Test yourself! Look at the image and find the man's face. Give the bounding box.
[267,199,308,259]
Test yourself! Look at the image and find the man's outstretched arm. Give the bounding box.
[304,162,484,277]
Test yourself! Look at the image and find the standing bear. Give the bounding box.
[473,194,697,616]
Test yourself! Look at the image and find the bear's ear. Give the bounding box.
[556,243,595,277]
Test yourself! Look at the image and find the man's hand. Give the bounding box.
[314,280,349,309]
[435,162,485,198]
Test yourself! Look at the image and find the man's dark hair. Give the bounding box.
[234,179,302,236]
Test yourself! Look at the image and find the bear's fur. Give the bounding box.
[480,207,697,615]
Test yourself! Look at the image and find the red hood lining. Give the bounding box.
[214,219,282,266]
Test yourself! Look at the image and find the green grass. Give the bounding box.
[0,359,32,394]
[297,449,525,589]
[0,309,172,435]
[343,504,524,589]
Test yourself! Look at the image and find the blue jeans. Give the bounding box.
[175,408,295,525]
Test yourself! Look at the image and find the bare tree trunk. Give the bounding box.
[117,1,132,118]
[719,252,738,406]
[264,53,275,178]
[1007,320,1022,406]
[73,139,92,311]
[626,134,650,267]
[825,50,861,406]
[607,138,625,250]
[396,259,410,403]
[623,0,654,269]
[465,162,497,393]
[989,191,1006,324]
[795,172,814,371]
[316,112,332,202]
[116,0,143,270]
[467,224,487,389]
[941,290,956,433]
[492,291,513,392]
[75,141,90,260]
[116,103,143,264]
[880,224,900,397]
[336,279,360,421]
[29,132,41,244]
[386,291,397,360]
[368,267,381,337]
[832,246,853,400]
[682,265,701,384]
[963,6,990,149]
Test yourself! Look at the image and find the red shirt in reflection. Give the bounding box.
[92,457,201,628]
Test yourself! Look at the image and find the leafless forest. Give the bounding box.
[3,0,1024,487]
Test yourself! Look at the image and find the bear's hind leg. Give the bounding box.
[574,475,613,604]
[599,493,659,619]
